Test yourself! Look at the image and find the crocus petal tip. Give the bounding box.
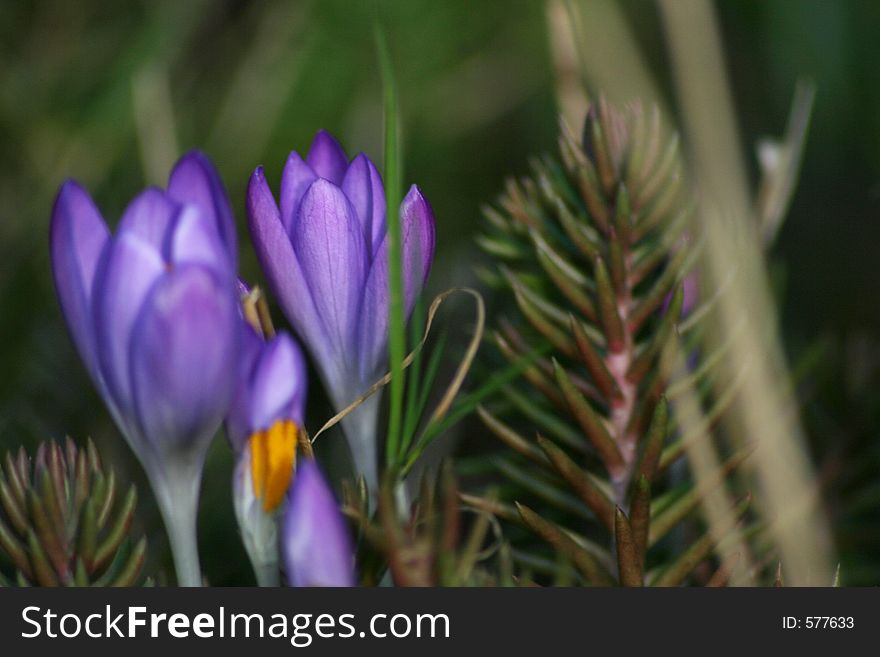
[306,130,348,184]
[284,458,355,587]
[171,149,211,174]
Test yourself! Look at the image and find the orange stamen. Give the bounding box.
[248,419,297,511]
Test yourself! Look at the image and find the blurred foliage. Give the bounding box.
[0,0,878,584]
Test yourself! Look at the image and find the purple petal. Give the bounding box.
[227,327,308,452]
[49,181,110,383]
[283,459,355,587]
[92,189,180,415]
[130,265,238,452]
[280,151,317,236]
[246,168,332,367]
[342,153,386,258]
[167,204,232,279]
[92,232,165,417]
[248,331,308,433]
[305,130,348,185]
[356,185,436,379]
[356,243,389,380]
[225,324,264,453]
[115,188,178,255]
[167,150,238,267]
[292,179,367,371]
[399,184,436,309]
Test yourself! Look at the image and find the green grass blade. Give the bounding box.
[400,294,427,455]
[401,341,553,475]
[401,325,447,452]
[374,22,406,470]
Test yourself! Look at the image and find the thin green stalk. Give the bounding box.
[411,331,449,429]
[375,23,406,471]
[401,342,553,475]
[400,295,426,456]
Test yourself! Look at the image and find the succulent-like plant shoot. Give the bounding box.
[476,99,749,586]
[0,438,146,586]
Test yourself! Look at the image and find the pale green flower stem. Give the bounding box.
[253,560,280,587]
[148,460,205,587]
[233,452,282,587]
[340,391,381,508]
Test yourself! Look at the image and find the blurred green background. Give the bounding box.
[1,0,878,584]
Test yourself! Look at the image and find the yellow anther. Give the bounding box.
[241,286,276,338]
[248,419,297,512]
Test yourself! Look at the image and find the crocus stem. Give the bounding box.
[340,391,381,507]
[254,561,280,587]
[240,524,281,587]
[149,460,205,587]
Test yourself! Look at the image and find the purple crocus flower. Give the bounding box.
[226,323,308,455]
[50,151,239,586]
[227,316,308,586]
[247,130,435,498]
[283,458,355,587]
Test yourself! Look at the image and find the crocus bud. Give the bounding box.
[50,151,239,586]
[283,458,355,587]
[227,321,307,586]
[247,130,436,498]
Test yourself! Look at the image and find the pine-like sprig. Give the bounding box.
[473,99,749,586]
[0,438,147,586]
